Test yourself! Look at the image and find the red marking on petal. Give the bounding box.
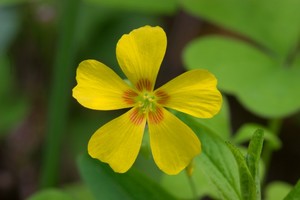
[136,79,152,92]
[155,90,170,105]
[130,108,145,125]
[123,90,138,105]
[148,107,164,124]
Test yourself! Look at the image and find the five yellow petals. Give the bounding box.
[72,25,222,175]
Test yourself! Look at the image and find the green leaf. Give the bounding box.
[234,124,281,150]
[159,163,219,199]
[284,180,300,200]
[265,181,292,200]
[135,148,218,199]
[226,129,264,200]
[226,142,257,200]
[183,36,300,117]
[246,129,264,199]
[28,184,95,200]
[246,129,264,176]
[177,112,241,200]
[27,189,73,200]
[238,67,300,118]
[63,183,95,200]
[84,0,177,15]
[77,153,177,200]
[180,0,300,60]
[183,36,274,94]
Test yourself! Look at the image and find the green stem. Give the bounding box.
[185,170,197,200]
[262,118,283,183]
[39,0,80,188]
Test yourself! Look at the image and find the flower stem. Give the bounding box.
[39,0,80,188]
[185,169,198,200]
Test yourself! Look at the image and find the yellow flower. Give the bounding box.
[72,25,222,175]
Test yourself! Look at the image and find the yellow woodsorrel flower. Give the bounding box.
[72,26,222,175]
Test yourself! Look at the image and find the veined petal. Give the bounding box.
[88,108,146,173]
[116,26,167,91]
[155,69,222,118]
[148,108,201,175]
[73,59,136,110]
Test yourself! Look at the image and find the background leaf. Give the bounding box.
[177,112,241,200]
[184,36,273,94]
[284,180,300,200]
[183,36,300,117]
[233,123,281,150]
[77,153,177,200]
[27,189,74,200]
[180,0,300,60]
[265,181,292,200]
[158,162,219,199]
[63,183,95,200]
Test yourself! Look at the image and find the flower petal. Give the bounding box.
[148,108,201,175]
[155,69,222,118]
[116,26,167,91]
[88,108,146,173]
[73,59,136,110]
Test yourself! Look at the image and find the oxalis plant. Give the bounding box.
[72,26,268,200]
[13,0,298,200]
[70,23,299,199]
[36,24,299,199]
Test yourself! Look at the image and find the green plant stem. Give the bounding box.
[262,118,283,183]
[40,0,80,188]
[185,170,197,200]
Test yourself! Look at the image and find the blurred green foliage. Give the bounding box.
[265,182,293,200]
[85,0,177,14]
[1,0,300,199]
[182,0,300,117]
[78,153,176,200]
[0,6,28,137]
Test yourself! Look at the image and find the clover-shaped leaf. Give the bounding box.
[182,0,300,118]
[183,36,300,117]
[180,0,300,60]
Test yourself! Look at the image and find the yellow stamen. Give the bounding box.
[137,92,156,113]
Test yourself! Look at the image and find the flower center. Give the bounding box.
[137,92,156,113]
